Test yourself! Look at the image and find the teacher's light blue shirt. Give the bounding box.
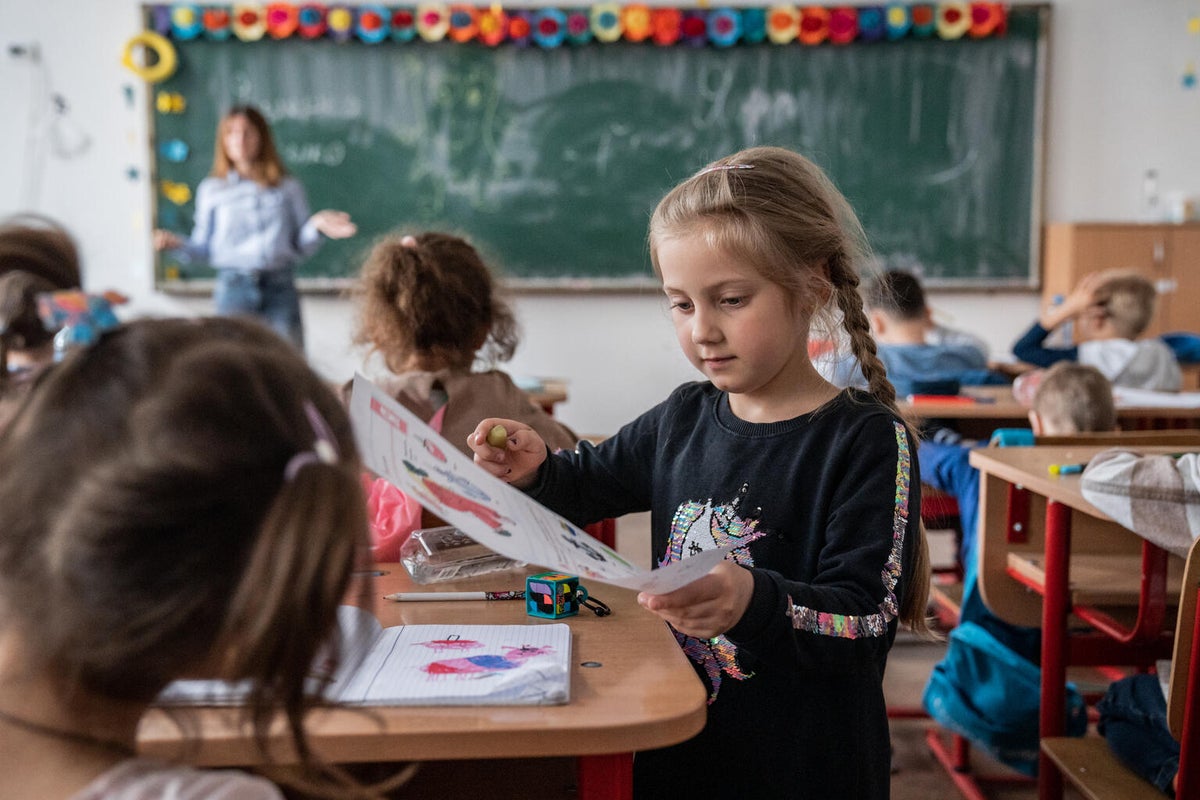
[177,173,322,272]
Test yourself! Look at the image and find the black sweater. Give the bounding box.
[531,383,922,799]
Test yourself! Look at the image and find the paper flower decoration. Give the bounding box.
[150,6,173,35]
[767,6,800,44]
[297,4,327,37]
[355,4,390,41]
[203,7,232,38]
[170,5,204,40]
[448,5,479,42]
[741,8,767,43]
[858,6,885,41]
[478,7,508,45]
[265,3,299,38]
[797,5,828,44]
[828,6,858,44]
[590,3,623,43]
[969,2,1004,38]
[884,3,910,39]
[680,10,707,45]
[910,3,935,36]
[935,1,969,39]
[533,9,567,48]
[566,9,593,43]
[508,10,534,46]
[707,8,742,47]
[416,2,450,41]
[621,4,652,42]
[232,5,267,41]
[391,8,417,40]
[327,6,355,40]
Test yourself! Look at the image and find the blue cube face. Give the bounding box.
[526,572,580,618]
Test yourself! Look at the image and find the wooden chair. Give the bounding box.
[928,430,1200,800]
[1042,534,1200,800]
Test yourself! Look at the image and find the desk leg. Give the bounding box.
[578,753,632,800]
[1038,500,1070,800]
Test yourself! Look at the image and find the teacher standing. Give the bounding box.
[154,105,356,349]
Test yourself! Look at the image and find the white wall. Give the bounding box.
[2,1,1198,435]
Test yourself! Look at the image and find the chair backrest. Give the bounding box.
[1168,535,1200,739]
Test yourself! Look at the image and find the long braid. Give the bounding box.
[830,254,934,638]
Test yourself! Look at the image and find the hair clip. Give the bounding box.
[284,400,340,481]
[697,163,755,177]
[399,235,417,248]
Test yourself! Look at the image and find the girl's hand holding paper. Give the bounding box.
[638,561,755,639]
[469,418,547,489]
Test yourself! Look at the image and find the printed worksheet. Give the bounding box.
[350,373,729,593]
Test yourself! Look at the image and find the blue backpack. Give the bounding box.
[923,617,1088,776]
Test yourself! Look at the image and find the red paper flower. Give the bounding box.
[936,1,970,39]
[798,6,829,45]
[622,4,653,42]
[297,4,327,38]
[265,3,299,38]
[447,5,479,42]
[651,8,682,45]
[767,5,800,44]
[828,6,858,44]
[968,2,1005,38]
[478,7,508,45]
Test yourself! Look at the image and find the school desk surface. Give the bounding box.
[136,567,706,794]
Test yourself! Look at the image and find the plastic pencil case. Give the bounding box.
[399,526,524,584]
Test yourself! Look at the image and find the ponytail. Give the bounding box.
[829,255,934,638]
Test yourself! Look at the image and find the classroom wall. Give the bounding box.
[2,1,1198,436]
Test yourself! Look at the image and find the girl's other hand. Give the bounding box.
[468,418,547,489]
[152,229,182,251]
[309,209,358,239]
[637,560,755,639]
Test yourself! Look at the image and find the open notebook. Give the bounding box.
[158,605,572,707]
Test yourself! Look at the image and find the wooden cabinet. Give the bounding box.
[1042,222,1200,337]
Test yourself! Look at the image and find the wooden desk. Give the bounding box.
[903,386,1200,440]
[137,568,706,800]
[524,378,568,415]
[970,445,1197,800]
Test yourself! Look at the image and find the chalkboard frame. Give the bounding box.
[148,4,1049,294]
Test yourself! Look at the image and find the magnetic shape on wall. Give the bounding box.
[159,139,190,162]
[155,91,186,114]
[1184,63,1197,90]
[125,166,140,181]
[161,180,192,206]
[170,5,204,40]
[1189,16,1200,36]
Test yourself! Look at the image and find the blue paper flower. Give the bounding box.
[707,8,741,48]
[741,8,767,43]
[533,9,567,48]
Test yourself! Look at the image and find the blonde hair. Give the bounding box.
[1093,271,1157,339]
[648,146,931,635]
[353,231,519,373]
[211,105,288,187]
[1032,362,1116,434]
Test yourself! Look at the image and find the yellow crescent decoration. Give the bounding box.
[121,31,178,84]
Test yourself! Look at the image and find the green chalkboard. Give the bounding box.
[152,7,1045,290]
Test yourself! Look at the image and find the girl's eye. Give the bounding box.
[670,300,693,312]
[721,296,745,307]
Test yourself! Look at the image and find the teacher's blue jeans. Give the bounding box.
[214,267,304,350]
[1097,673,1179,795]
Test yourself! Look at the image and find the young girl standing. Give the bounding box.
[351,231,577,559]
[0,318,377,799]
[154,105,357,349]
[469,147,930,798]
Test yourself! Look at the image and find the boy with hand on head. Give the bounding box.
[1013,269,1181,391]
[922,362,1117,775]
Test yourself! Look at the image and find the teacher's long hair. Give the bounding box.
[212,104,288,187]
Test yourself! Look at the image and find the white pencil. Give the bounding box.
[384,590,525,602]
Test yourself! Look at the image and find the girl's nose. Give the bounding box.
[691,307,721,344]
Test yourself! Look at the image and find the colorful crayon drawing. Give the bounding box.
[423,437,448,462]
[417,634,483,652]
[402,459,513,535]
[421,644,555,678]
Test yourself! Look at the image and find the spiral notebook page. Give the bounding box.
[333,619,572,706]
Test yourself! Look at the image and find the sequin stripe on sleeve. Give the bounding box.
[787,420,911,639]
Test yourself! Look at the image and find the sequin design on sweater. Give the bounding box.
[661,483,766,703]
[787,420,911,638]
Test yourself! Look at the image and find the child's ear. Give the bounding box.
[867,309,887,336]
[1028,410,1045,435]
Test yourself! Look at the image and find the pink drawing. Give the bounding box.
[422,645,554,677]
